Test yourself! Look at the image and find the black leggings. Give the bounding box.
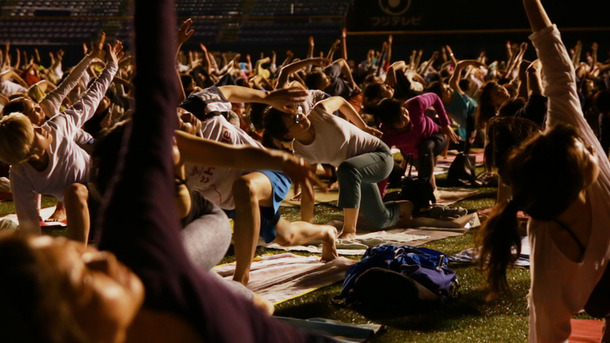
[415,133,448,182]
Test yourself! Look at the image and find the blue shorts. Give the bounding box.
[225,170,291,243]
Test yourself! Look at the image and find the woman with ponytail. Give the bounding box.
[477,1,610,342]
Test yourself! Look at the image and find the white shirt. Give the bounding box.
[185,115,263,210]
[527,25,610,343]
[293,105,383,168]
[10,61,118,235]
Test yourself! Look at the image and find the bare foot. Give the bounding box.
[395,200,414,227]
[46,202,67,222]
[338,231,356,240]
[321,226,338,261]
[252,293,275,316]
[290,192,302,201]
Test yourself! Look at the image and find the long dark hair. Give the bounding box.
[260,106,294,153]
[374,97,403,127]
[484,116,540,177]
[262,106,290,143]
[476,82,503,130]
[477,123,584,294]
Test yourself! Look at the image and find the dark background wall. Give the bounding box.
[1,0,608,66]
[346,0,609,63]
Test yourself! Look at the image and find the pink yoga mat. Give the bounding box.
[569,319,603,343]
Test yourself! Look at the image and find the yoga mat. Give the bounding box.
[276,317,383,343]
[264,228,435,256]
[569,319,603,343]
[263,213,479,256]
[213,253,356,304]
[450,236,530,267]
[0,205,66,231]
[282,186,339,207]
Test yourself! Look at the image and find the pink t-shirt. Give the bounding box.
[379,92,450,158]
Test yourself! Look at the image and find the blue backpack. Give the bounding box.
[338,244,459,310]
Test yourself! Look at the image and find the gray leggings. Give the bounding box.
[181,192,253,300]
[336,144,400,229]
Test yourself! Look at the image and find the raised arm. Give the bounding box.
[1,43,9,70]
[445,45,458,67]
[176,18,195,103]
[386,34,393,66]
[56,42,122,131]
[449,59,486,94]
[571,41,582,68]
[410,93,459,144]
[504,42,528,81]
[418,51,438,75]
[523,0,552,32]
[175,130,325,198]
[0,69,28,87]
[332,58,359,91]
[590,42,598,70]
[307,36,315,59]
[341,28,348,61]
[386,60,407,87]
[40,33,107,118]
[276,57,328,89]
[326,39,341,61]
[318,96,381,137]
[218,86,307,111]
[12,48,20,71]
[524,0,583,129]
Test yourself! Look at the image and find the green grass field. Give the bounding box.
[274,187,532,343]
[0,182,594,342]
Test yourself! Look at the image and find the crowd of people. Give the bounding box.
[0,0,609,341]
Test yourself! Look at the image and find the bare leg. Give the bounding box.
[63,183,90,244]
[231,172,273,286]
[273,218,338,261]
[340,208,359,239]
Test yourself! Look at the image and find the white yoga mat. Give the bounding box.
[213,253,357,304]
[0,205,66,231]
[262,213,480,256]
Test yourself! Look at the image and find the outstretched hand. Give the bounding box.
[519,42,529,53]
[265,87,308,112]
[441,125,460,144]
[527,59,541,74]
[178,18,194,47]
[106,41,124,65]
[88,32,107,60]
